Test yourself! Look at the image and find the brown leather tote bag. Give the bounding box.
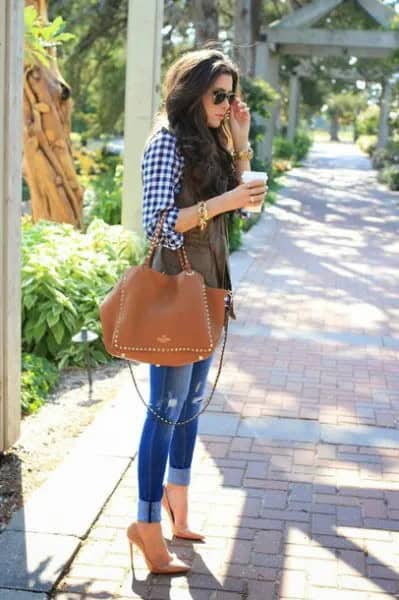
[99,212,232,425]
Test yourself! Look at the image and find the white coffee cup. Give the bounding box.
[241,170,268,213]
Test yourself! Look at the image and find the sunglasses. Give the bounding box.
[212,89,236,105]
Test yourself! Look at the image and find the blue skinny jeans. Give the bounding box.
[136,353,214,522]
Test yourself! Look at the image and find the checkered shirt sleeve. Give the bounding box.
[141,128,185,249]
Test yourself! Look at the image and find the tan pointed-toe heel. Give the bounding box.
[126,521,191,575]
[162,485,205,542]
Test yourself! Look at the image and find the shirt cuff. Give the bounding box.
[162,206,184,249]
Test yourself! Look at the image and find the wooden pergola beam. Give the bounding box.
[269,0,395,29]
[267,28,399,52]
[0,0,24,452]
[357,0,395,28]
[269,0,342,29]
[278,44,394,59]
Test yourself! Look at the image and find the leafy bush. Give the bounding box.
[227,212,243,252]
[372,140,399,171]
[83,161,123,226]
[293,130,313,162]
[272,159,292,174]
[372,148,389,170]
[240,75,279,173]
[21,216,145,369]
[21,353,59,415]
[356,104,380,136]
[357,135,377,156]
[273,137,295,160]
[378,165,399,190]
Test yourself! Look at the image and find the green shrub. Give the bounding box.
[21,216,145,369]
[21,352,59,415]
[378,165,399,190]
[372,148,389,170]
[293,130,313,162]
[240,75,279,172]
[357,135,377,156]
[356,104,380,136]
[83,155,123,227]
[273,136,295,160]
[385,140,399,164]
[227,212,243,252]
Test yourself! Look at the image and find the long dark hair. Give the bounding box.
[149,48,241,200]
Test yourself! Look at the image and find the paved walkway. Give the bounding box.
[53,142,399,599]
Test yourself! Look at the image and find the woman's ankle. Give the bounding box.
[167,466,191,486]
[166,482,189,491]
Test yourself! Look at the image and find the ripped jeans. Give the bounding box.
[136,354,214,522]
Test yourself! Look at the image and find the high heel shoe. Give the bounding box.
[126,521,191,575]
[162,485,205,541]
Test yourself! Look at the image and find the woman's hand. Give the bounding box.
[222,179,268,212]
[229,97,251,150]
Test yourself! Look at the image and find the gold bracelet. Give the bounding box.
[232,146,254,161]
[197,200,209,230]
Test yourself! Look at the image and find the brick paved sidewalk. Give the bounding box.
[53,142,399,600]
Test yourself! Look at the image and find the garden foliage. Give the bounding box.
[21,216,145,370]
[21,353,59,415]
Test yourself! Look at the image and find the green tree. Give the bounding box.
[325,92,367,140]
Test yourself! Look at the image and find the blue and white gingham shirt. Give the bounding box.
[141,126,246,248]
[141,127,185,249]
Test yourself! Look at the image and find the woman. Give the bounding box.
[126,48,267,575]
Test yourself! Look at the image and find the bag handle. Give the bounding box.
[144,210,193,273]
[126,311,229,426]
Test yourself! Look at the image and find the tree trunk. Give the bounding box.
[23,0,83,228]
[234,0,252,77]
[192,0,218,47]
[330,114,340,141]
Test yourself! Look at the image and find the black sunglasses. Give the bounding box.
[212,90,235,105]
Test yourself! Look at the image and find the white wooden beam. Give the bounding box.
[254,42,280,163]
[357,0,395,28]
[297,64,367,81]
[377,79,392,149]
[269,0,342,29]
[287,74,300,142]
[122,0,164,234]
[0,0,24,452]
[278,44,394,59]
[267,28,399,52]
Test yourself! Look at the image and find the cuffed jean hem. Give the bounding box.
[137,499,162,523]
[167,466,191,486]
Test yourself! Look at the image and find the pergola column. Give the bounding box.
[0,0,24,452]
[122,0,164,233]
[287,73,301,142]
[255,41,280,163]
[377,78,392,149]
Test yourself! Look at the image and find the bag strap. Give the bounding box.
[145,210,191,273]
[126,311,230,426]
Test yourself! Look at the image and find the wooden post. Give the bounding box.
[287,73,300,142]
[377,78,392,149]
[234,0,252,77]
[122,0,164,234]
[255,41,280,163]
[0,0,24,452]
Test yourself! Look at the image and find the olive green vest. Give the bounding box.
[150,164,236,318]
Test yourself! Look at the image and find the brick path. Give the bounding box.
[53,142,399,600]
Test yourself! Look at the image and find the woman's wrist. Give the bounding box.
[207,193,232,216]
[233,138,250,152]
